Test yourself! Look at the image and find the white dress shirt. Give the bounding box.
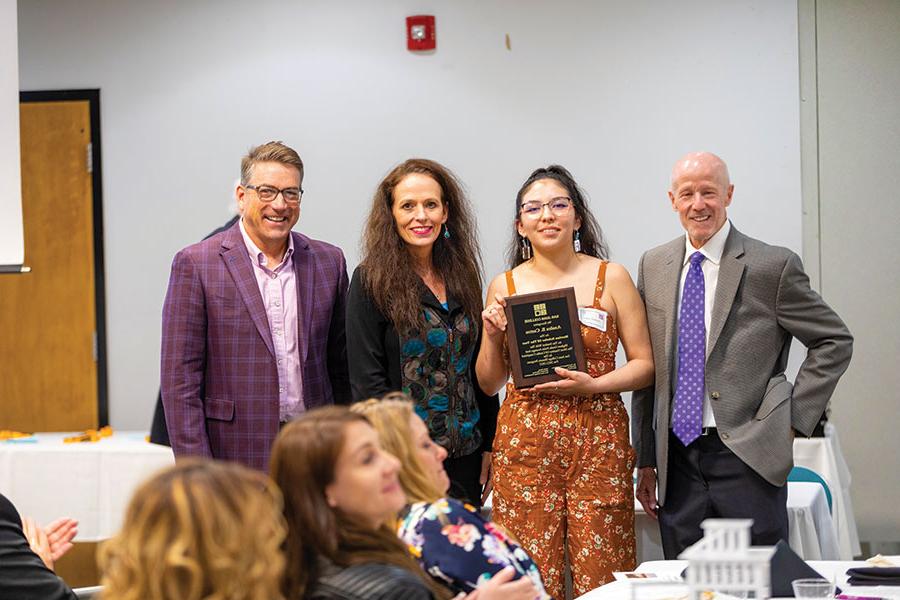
[674,219,731,428]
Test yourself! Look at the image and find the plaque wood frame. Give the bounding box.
[504,286,586,388]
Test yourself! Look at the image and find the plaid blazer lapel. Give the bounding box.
[220,229,276,358]
[292,232,314,363]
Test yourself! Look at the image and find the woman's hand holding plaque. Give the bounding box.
[531,366,598,396]
[482,292,508,341]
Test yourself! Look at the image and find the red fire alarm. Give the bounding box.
[406,15,435,51]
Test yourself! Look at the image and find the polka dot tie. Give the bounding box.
[673,251,706,446]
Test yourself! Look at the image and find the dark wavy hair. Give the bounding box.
[270,406,451,600]
[506,165,608,268]
[360,159,483,334]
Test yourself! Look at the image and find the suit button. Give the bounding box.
[711,391,720,400]
[721,431,729,439]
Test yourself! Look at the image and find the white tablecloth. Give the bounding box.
[634,499,664,564]
[633,423,859,562]
[0,431,175,541]
[787,481,840,560]
[793,422,861,559]
[635,481,840,563]
[577,559,900,600]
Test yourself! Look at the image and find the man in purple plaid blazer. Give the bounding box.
[161,141,350,471]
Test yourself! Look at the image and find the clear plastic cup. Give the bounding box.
[791,578,835,598]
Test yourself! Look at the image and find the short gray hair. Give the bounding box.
[240,141,304,185]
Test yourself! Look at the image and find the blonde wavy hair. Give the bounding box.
[98,459,287,600]
[351,393,444,504]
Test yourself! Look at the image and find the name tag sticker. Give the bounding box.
[578,307,607,332]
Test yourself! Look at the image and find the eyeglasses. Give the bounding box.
[519,197,573,218]
[244,184,303,204]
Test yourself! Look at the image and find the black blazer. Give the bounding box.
[345,266,498,453]
[0,493,76,600]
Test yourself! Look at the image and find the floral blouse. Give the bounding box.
[397,498,550,598]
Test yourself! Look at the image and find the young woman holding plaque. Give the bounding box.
[476,165,654,598]
[346,159,498,507]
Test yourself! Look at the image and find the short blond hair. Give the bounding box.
[240,140,304,185]
[351,393,445,504]
[99,459,286,600]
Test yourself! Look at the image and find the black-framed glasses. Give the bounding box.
[245,184,303,204]
[519,196,573,218]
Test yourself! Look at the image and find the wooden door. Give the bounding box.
[0,99,99,431]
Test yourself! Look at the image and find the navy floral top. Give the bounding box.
[347,267,498,458]
[397,498,550,598]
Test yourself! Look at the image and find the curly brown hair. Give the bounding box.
[360,158,483,334]
[270,406,452,600]
[98,459,286,600]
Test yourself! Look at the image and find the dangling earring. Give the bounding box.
[443,225,451,240]
[573,230,582,253]
[520,236,532,260]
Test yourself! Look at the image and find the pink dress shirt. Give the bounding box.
[239,219,304,421]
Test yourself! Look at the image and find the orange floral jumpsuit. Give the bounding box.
[491,261,636,598]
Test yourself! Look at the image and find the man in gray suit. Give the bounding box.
[632,152,852,558]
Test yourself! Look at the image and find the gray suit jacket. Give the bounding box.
[632,225,852,505]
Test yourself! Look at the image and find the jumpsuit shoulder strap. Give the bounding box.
[593,261,609,308]
[505,270,517,295]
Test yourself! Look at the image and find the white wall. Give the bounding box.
[1,0,24,268]
[17,1,803,431]
[814,0,900,543]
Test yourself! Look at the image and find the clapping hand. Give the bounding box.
[22,516,78,571]
[44,517,78,562]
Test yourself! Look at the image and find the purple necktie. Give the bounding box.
[673,251,706,446]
